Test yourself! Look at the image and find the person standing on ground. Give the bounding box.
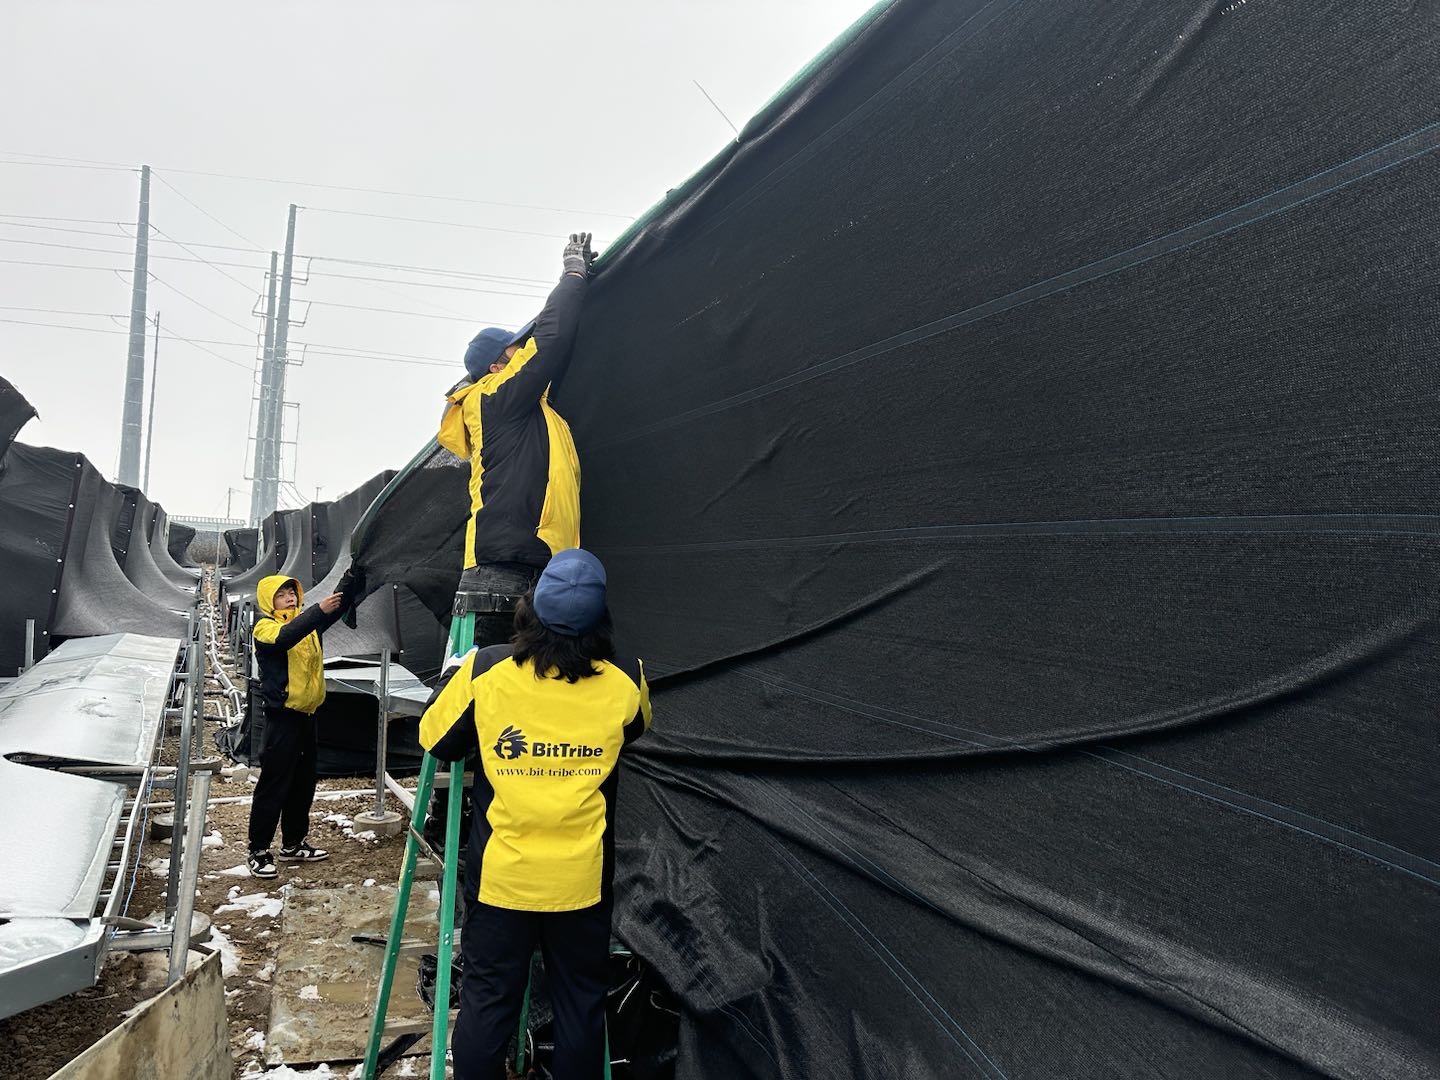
[420,548,651,1080]
[246,571,360,878]
[427,231,598,843]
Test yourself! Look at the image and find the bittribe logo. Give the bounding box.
[494,726,527,760]
[491,725,605,761]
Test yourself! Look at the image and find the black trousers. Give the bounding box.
[247,705,318,853]
[452,897,612,1080]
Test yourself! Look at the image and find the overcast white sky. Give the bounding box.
[0,1,878,521]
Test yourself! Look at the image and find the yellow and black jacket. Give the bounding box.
[419,644,651,911]
[438,275,586,571]
[251,575,344,715]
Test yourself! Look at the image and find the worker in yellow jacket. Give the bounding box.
[420,549,650,1079]
[246,572,358,878]
[429,231,596,846]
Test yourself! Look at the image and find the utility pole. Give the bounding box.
[250,251,278,525]
[142,311,160,491]
[250,205,297,523]
[117,164,150,486]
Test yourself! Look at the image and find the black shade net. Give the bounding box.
[540,1,1439,1076]
[0,375,37,465]
[223,527,259,573]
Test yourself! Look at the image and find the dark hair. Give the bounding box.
[510,593,614,682]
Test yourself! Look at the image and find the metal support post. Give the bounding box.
[22,618,35,672]
[167,758,220,985]
[164,639,200,920]
[355,649,403,837]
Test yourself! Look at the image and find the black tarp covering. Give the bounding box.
[166,519,197,567]
[223,526,259,573]
[222,508,297,602]
[351,445,469,622]
[0,443,75,674]
[347,2,1440,1076]
[52,465,189,640]
[0,376,36,464]
[112,488,195,606]
[149,505,200,584]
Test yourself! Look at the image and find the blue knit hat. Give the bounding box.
[532,549,607,636]
[462,319,536,381]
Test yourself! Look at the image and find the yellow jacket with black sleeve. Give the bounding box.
[250,575,344,715]
[437,274,586,571]
[419,643,651,912]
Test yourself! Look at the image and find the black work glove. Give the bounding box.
[336,564,366,627]
[561,232,595,278]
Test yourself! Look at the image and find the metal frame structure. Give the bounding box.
[0,618,219,1019]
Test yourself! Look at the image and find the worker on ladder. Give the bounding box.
[419,548,651,1079]
[429,231,598,845]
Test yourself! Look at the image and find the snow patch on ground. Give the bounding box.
[298,983,321,1001]
[242,1027,266,1052]
[207,925,241,978]
[147,857,170,877]
[201,829,225,848]
[363,878,376,887]
[323,811,379,844]
[253,960,275,982]
[219,862,252,877]
[240,1064,356,1078]
[214,885,284,920]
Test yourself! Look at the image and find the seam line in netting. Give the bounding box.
[588,118,1440,452]
[727,672,1440,889]
[597,512,1440,555]
[760,831,1010,1079]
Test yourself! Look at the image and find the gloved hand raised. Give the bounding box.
[562,232,595,278]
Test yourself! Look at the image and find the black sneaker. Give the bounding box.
[278,840,329,862]
[249,850,277,878]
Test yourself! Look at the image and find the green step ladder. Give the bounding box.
[361,611,612,1078]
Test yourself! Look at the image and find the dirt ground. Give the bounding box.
[0,574,462,1079]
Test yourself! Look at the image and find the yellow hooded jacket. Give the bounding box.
[251,575,341,715]
[438,274,585,571]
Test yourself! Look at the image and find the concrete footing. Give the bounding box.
[353,808,404,837]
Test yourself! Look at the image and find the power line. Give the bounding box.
[304,207,568,241]
[152,170,265,248]
[0,150,635,219]
[0,213,125,225]
[0,256,132,273]
[0,235,272,271]
[303,299,495,324]
[308,268,550,298]
[0,219,260,255]
[303,253,553,287]
[0,305,126,318]
[0,316,253,371]
[148,271,259,335]
[150,223,263,293]
[0,157,131,173]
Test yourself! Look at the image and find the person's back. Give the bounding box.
[420,548,650,1080]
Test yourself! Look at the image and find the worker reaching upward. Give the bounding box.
[429,231,597,844]
[438,231,596,632]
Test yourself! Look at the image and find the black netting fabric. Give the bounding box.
[148,504,200,585]
[0,376,36,464]
[112,489,195,605]
[165,519,197,568]
[222,527,259,573]
[350,444,469,621]
[0,443,76,673]
[341,2,1440,1075]
[52,464,189,640]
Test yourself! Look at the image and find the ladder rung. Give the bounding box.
[383,1009,458,1038]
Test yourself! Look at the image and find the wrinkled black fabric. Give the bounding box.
[0,376,35,464]
[166,521,196,567]
[223,527,259,573]
[552,1,1440,1077]
[52,465,189,641]
[0,443,75,673]
[350,443,469,621]
[111,488,194,606]
[340,1,1440,1076]
[148,505,199,586]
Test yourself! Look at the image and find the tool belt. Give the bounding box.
[452,590,525,617]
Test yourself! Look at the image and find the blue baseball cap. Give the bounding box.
[532,549,607,636]
[463,319,536,381]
